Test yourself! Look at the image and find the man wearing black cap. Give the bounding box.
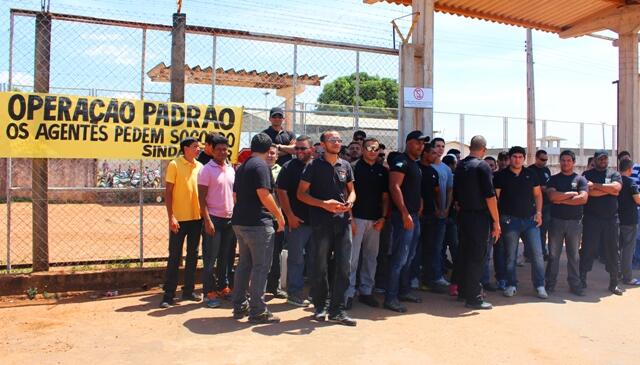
[384,130,427,313]
[263,107,296,166]
[581,150,624,295]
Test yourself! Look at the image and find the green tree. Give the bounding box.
[316,72,398,118]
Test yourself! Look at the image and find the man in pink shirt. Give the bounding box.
[198,134,236,308]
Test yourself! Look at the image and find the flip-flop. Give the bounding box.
[624,278,640,285]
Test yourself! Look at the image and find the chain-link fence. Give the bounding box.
[0,8,616,273]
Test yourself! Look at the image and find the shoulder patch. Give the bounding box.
[395,161,405,168]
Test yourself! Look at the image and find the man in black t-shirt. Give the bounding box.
[494,146,547,299]
[617,158,640,286]
[581,150,623,295]
[453,135,500,309]
[416,143,440,290]
[345,138,389,309]
[231,133,286,324]
[262,107,296,166]
[384,130,428,313]
[544,150,588,296]
[529,150,552,259]
[298,130,357,326]
[276,135,314,307]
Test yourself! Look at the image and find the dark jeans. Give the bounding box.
[231,225,275,317]
[163,219,202,302]
[216,225,237,291]
[202,216,234,296]
[480,237,495,285]
[619,224,638,282]
[267,230,285,293]
[539,206,551,257]
[493,237,506,282]
[416,215,446,285]
[545,218,581,290]
[580,215,619,285]
[455,211,491,305]
[375,217,393,290]
[310,221,352,315]
[386,211,420,302]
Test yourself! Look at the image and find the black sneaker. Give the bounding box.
[181,292,202,302]
[358,294,379,308]
[313,307,328,322]
[233,301,250,319]
[465,301,493,310]
[399,293,422,303]
[570,287,585,296]
[482,282,498,292]
[249,311,280,324]
[287,295,311,307]
[545,285,556,294]
[328,312,357,327]
[269,288,288,299]
[383,299,407,313]
[345,297,353,310]
[609,285,624,296]
[159,298,175,308]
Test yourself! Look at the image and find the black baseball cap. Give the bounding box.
[269,107,284,118]
[594,150,608,159]
[406,130,430,143]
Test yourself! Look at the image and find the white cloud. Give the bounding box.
[0,71,34,88]
[85,45,137,66]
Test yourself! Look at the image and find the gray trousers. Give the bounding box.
[619,224,638,282]
[346,218,381,298]
[231,225,275,317]
[545,218,582,290]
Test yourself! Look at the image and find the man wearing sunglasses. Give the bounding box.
[529,150,552,260]
[298,130,357,326]
[345,137,389,310]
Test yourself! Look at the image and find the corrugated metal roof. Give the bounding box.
[366,0,624,33]
[147,62,325,89]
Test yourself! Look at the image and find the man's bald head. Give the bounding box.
[469,135,487,152]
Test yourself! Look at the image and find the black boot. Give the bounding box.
[579,272,587,289]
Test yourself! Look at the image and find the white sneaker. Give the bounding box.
[410,278,419,289]
[536,286,548,299]
[434,277,450,286]
[503,286,517,297]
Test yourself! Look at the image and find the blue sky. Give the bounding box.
[0,0,620,149]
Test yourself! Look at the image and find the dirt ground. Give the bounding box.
[0,261,638,365]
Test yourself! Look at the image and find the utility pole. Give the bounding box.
[526,28,536,165]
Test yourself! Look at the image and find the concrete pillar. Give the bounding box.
[416,0,434,136]
[171,13,186,103]
[617,32,639,160]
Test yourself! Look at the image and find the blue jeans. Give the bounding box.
[501,215,545,288]
[286,224,313,297]
[201,216,234,296]
[633,212,640,266]
[493,237,506,282]
[386,211,421,302]
[231,225,275,317]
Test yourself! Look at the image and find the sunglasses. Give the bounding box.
[539,158,548,162]
[294,146,309,151]
[326,137,343,143]
[365,145,380,152]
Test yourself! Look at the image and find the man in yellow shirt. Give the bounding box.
[160,137,203,308]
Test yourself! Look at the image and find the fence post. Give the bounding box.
[579,122,585,166]
[32,12,51,272]
[503,117,508,149]
[211,35,217,106]
[6,159,11,272]
[292,44,298,133]
[139,27,147,267]
[458,114,465,152]
[171,13,186,103]
[354,51,360,131]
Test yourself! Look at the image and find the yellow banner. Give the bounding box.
[0,92,244,162]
